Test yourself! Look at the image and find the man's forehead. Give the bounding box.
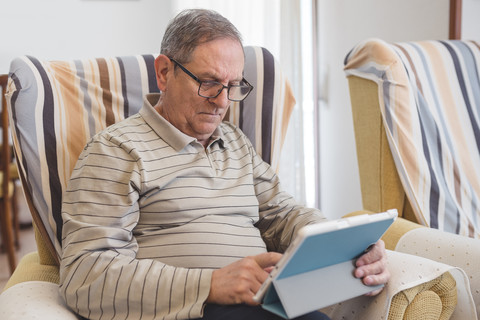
[188,41,245,80]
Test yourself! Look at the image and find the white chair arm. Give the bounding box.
[395,227,480,319]
[321,250,476,320]
[0,281,79,320]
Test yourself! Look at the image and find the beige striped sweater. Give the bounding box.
[60,94,324,320]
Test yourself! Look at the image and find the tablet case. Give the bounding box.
[260,210,397,319]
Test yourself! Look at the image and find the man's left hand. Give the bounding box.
[354,239,390,296]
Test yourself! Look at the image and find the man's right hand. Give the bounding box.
[206,252,282,305]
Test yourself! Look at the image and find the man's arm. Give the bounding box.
[247,141,389,295]
[60,135,212,320]
[247,140,325,253]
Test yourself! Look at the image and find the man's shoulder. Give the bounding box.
[91,113,149,144]
[106,113,145,133]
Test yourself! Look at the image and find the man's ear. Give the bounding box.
[154,54,172,92]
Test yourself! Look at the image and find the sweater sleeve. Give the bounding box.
[250,141,326,253]
[59,135,212,320]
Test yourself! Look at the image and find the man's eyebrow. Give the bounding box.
[197,72,243,83]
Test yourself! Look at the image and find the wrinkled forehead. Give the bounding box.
[188,38,245,80]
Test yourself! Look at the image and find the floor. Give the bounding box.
[0,184,37,292]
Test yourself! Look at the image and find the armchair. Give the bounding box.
[0,46,475,319]
[344,38,480,318]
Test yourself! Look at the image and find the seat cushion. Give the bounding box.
[0,281,79,319]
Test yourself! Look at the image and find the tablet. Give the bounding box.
[253,210,397,308]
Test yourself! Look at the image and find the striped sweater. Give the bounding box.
[60,93,324,320]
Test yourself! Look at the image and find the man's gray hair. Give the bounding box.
[161,9,243,63]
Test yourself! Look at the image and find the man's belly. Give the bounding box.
[134,214,268,268]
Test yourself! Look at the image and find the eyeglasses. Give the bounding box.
[169,58,253,102]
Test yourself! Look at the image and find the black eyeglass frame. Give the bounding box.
[169,57,254,102]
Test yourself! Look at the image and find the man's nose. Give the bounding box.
[209,87,230,108]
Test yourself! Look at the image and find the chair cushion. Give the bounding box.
[0,281,79,319]
[345,39,480,238]
[395,226,480,318]
[3,251,59,292]
[389,271,457,320]
[6,47,295,261]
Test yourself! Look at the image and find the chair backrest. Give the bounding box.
[6,46,295,263]
[344,38,480,238]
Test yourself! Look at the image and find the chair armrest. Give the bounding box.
[389,271,456,319]
[3,251,59,292]
[5,233,474,319]
[395,227,480,319]
[321,250,475,320]
[343,210,424,250]
[0,281,78,319]
[381,217,424,251]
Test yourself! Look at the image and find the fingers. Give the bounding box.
[207,252,283,305]
[356,239,385,267]
[253,252,283,269]
[250,252,282,286]
[263,266,275,273]
[360,264,390,286]
[354,240,390,296]
[233,254,280,306]
[365,287,385,297]
[249,252,282,299]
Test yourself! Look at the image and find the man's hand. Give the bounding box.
[354,239,390,296]
[206,252,282,305]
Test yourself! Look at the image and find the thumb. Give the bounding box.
[253,252,282,269]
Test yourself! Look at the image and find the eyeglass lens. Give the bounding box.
[198,81,251,102]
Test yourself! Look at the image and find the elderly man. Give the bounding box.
[60,9,389,320]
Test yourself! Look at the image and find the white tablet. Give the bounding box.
[253,210,397,318]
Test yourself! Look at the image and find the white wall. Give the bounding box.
[0,0,173,74]
[463,0,480,40]
[317,0,450,219]
[1,0,459,221]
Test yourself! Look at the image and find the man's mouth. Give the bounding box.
[200,109,221,116]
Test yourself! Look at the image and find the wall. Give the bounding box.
[317,0,450,219]
[463,0,480,40]
[0,0,173,73]
[1,0,459,220]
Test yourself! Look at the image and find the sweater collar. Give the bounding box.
[140,93,226,152]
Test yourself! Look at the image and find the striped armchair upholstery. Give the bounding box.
[344,39,480,318]
[6,46,295,264]
[344,39,480,239]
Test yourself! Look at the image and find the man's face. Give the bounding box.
[160,38,245,146]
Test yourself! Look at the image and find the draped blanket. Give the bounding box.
[345,39,480,238]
